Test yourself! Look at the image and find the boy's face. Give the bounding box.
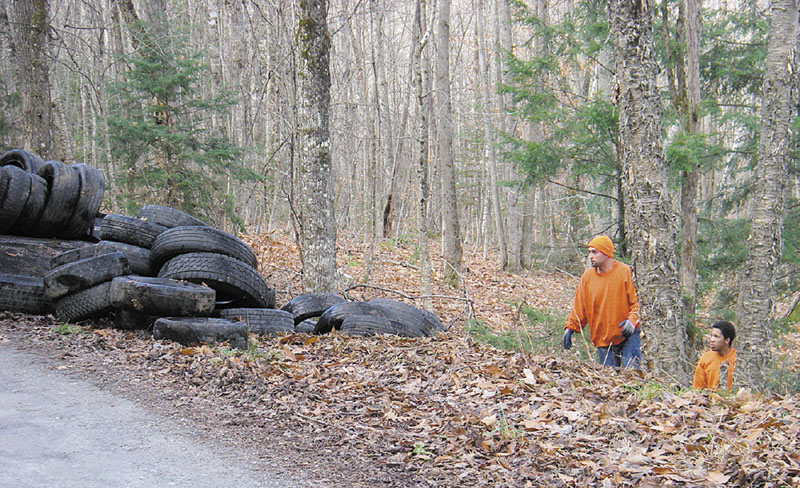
[709,327,729,353]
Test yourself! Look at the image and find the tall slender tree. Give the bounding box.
[296,0,338,292]
[735,0,799,389]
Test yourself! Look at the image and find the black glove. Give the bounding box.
[562,329,574,350]
[619,320,635,338]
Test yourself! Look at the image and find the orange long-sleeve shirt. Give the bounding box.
[564,260,640,347]
[692,349,736,392]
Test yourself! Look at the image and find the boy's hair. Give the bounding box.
[712,320,736,346]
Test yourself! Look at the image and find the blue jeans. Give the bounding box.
[596,328,641,369]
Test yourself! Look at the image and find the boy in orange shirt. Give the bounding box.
[562,236,642,369]
[692,320,736,392]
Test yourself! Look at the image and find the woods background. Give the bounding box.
[0,0,798,391]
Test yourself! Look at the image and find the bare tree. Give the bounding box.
[735,0,799,390]
[609,0,688,382]
[296,0,338,292]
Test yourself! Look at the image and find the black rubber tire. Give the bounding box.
[96,240,153,276]
[153,316,248,349]
[49,245,99,269]
[53,281,112,322]
[112,308,159,331]
[313,301,393,335]
[150,225,257,271]
[0,273,52,314]
[61,163,105,239]
[137,204,208,228]
[158,252,274,308]
[8,172,47,236]
[34,161,81,237]
[295,319,316,334]
[340,315,424,338]
[0,166,32,233]
[98,214,167,249]
[110,275,216,317]
[217,308,293,335]
[0,149,46,173]
[368,298,446,337]
[281,292,345,324]
[43,251,131,299]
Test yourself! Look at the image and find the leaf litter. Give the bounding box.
[1,232,798,487]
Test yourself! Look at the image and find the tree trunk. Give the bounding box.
[413,0,432,310]
[735,0,799,390]
[5,0,58,159]
[608,0,688,382]
[436,0,463,287]
[296,0,337,292]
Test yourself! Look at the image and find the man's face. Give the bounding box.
[588,247,608,268]
[709,327,729,352]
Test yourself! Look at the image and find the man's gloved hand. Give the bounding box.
[619,319,635,338]
[562,329,574,350]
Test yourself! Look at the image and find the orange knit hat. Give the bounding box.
[587,236,614,258]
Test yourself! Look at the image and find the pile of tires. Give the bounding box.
[281,293,445,338]
[0,149,104,240]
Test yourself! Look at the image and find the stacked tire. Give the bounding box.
[0,150,105,240]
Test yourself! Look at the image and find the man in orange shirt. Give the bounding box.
[692,320,736,392]
[562,236,642,369]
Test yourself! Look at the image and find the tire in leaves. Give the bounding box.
[217,308,293,335]
[110,275,216,317]
[0,273,52,314]
[43,251,130,299]
[112,308,159,331]
[150,225,257,271]
[340,315,425,338]
[158,252,274,309]
[313,301,393,335]
[153,316,248,349]
[368,298,446,337]
[281,292,345,324]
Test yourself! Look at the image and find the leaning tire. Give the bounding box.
[8,172,47,237]
[110,275,216,317]
[61,163,105,239]
[96,240,153,276]
[340,315,423,338]
[0,166,32,233]
[49,245,98,269]
[0,148,46,173]
[43,251,131,299]
[53,281,113,322]
[150,225,257,271]
[368,298,445,337]
[281,292,345,324]
[295,319,316,334]
[0,274,52,314]
[137,204,208,228]
[158,252,274,308]
[217,308,293,335]
[153,317,248,349]
[98,214,167,249]
[34,161,81,237]
[313,301,393,335]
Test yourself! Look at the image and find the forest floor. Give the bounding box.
[1,232,799,487]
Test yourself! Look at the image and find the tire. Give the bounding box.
[112,308,158,331]
[61,163,105,239]
[217,308,293,335]
[340,315,423,338]
[43,251,131,299]
[34,161,81,237]
[137,204,208,228]
[8,172,47,237]
[53,281,112,322]
[295,319,316,334]
[368,298,446,337]
[110,275,216,317]
[313,301,393,335]
[153,316,248,349]
[0,273,52,314]
[49,245,99,269]
[158,252,274,308]
[150,225,257,271]
[281,292,345,324]
[0,166,32,233]
[96,240,153,276]
[98,214,167,249]
[0,149,46,173]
